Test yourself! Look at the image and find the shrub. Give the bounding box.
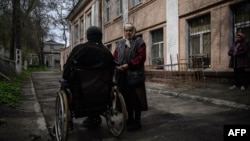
[0,66,48,107]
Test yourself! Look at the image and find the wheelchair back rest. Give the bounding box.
[73,68,113,108]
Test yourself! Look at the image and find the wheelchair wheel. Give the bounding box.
[106,89,127,137]
[55,90,69,141]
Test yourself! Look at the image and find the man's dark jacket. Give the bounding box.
[62,41,114,81]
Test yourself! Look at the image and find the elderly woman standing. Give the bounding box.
[113,23,148,131]
[228,32,249,91]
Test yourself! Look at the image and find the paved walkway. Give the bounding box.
[145,81,250,110]
[2,71,249,141]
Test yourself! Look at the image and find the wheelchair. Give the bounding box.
[54,68,127,141]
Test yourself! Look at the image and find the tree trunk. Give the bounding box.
[10,0,16,60]
[10,0,20,60]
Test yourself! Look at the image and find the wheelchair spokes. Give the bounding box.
[106,89,127,137]
[55,90,69,141]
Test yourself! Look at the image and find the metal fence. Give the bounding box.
[145,54,207,89]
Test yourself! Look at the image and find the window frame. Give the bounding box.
[115,0,122,17]
[151,28,164,69]
[86,12,92,30]
[131,0,141,8]
[106,0,111,22]
[232,2,250,42]
[188,14,211,68]
[74,23,79,42]
[80,16,84,39]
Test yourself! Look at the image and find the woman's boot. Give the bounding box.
[127,111,141,131]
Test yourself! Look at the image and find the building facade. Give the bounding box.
[63,0,250,77]
[43,40,65,69]
[62,0,102,70]
[179,0,250,71]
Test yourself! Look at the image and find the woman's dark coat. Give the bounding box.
[113,36,148,111]
[228,41,250,68]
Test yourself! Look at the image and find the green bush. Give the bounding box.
[0,66,48,107]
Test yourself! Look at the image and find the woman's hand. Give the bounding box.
[116,64,128,72]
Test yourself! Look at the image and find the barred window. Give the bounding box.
[188,14,211,67]
[232,2,250,42]
[151,29,164,68]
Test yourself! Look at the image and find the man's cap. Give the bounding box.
[87,26,103,41]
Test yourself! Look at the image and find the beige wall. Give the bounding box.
[179,0,225,16]
[63,0,248,72]
[60,47,71,71]
[104,19,123,43]
[210,5,231,71]
[179,0,246,71]
[128,0,166,31]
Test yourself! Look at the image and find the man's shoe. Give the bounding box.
[127,122,142,131]
[82,116,102,128]
[229,85,237,90]
[82,117,92,128]
[240,86,245,91]
[126,119,134,126]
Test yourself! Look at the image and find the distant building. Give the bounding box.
[43,40,65,69]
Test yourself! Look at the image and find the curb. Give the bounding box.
[30,77,49,132]
[146,88,250,110]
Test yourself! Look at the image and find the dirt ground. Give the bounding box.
[0,78,52,141]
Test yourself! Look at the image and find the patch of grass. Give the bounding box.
[0,118,6,125]
[0,66,48,108]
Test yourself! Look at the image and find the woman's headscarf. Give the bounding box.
[236,32,245,40]
[124,23,136,48]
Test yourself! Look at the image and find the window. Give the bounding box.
[86,12,92,30]
[151,29,164,68]
[80,17,84,38]
[74,24,79,42]
[116,0,122,17]
[232,2,250,41]
[106,44,112,51]
[188,14,211,67]
[50,45,54,49]
[131,0,141,8]
[106,0,111,22]
[137,34,142,38]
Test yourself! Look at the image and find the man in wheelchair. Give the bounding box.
[62,26,115,128]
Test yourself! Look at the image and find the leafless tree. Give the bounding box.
[0,0,78,65]
[46,0,78,47]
